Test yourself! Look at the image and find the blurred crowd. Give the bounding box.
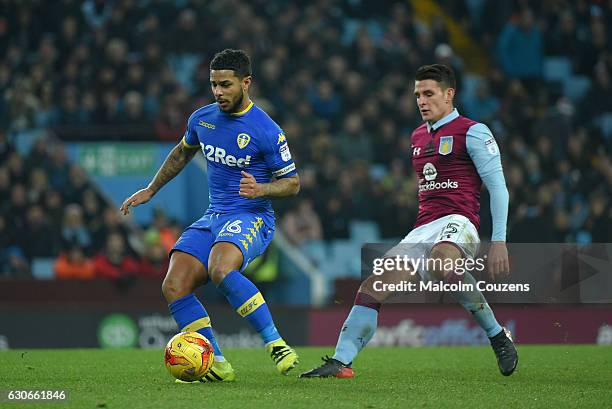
[0,132,179,277]
[1,0,611,277]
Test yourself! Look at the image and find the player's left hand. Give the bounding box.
[239,171,265,199]
[487,241,510,279]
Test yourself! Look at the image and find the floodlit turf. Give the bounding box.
[1,346,611,409]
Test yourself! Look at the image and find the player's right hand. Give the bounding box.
[120,187,155,215]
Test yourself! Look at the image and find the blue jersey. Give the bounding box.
[182,101,298,216]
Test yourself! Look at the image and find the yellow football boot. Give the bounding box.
[266,339,299,375]
[174,360,236,383]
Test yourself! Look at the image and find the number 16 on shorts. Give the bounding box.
[219,220,243,236]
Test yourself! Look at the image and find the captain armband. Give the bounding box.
[272,163,296,177]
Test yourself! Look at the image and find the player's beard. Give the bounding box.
[229,90,245,114]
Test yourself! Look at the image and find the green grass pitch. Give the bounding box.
[1,346,611,409]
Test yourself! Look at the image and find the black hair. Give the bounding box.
[210,49,252,78]
[415,64,456,90]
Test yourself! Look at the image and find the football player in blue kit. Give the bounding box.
[121,49,300,382]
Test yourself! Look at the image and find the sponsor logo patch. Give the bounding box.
[485,138,498,155]
[423,162,437,181]
[279,143,292,162]
[201,143,251,168]
[198,120,216,129]
[418,179,459,192]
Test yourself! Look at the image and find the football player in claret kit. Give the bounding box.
[301,64,518,378]
[121,49,300,382]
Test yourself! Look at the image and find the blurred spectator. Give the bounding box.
[64,164,91,204]
[496,8,543,80]
[463,82,500,123]
[545,10,583,71]
[321,196,350,240]
[0,166,11,204]
[47,144,71,189]
[0,215,11,256]
[584,193,610,243]
[54,243,96,279]
[57,85,84,125]
[6,151,27,184]
[82,0,112,29]
[1,246,31,277]
[93,232,139,280]
[6,184,28,233]
[167,8,201,54]
[147,209,180,253]
[154,100,186,141]
[27,167,49,204]
[336,113,372,163]
[91,206,131,251]
[118,91,148,127]
[4,78,39,133]
[580,63,612,124]
[280,199,323,245]
[62,204,92,251]
[139,230,169,278]
[44,189,64,230]
[0,133,14,163]
[81,188,102,232]
[19,205,61,260]
[309,80,341,123]
[27,138,50,168]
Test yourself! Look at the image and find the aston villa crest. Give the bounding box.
[439,136,453,155]
[237,133,251,149]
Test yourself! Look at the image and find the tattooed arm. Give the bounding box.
[120,142,199,215]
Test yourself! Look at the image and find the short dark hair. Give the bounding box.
[415,64,456,90]
[210,49,252,78]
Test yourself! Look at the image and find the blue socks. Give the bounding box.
[450,272,503,338]
[169,293,224,359]
[333,305,378,365]
[216,270,281,344]
[169,270,282,357]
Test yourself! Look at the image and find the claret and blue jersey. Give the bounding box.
[173,101,298,271]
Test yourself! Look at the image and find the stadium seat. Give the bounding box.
[341,19,360,45]
[460,74,483,107]
[576,230,592,245]
[323,241,347,279]
[300,240,328,268]
[167,54,200,89]
[349,220,381,243]
[543,57,572,83]
[369,164,388,180]
[563,75,591,102]
[31,258,56,280]
[597,113,612,138]
[13,130,46,156]
[328,240,362,278]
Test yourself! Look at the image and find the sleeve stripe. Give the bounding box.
[182,136,200,149]
[272,163,296,177]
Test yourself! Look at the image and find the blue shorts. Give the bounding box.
[171,211,275,272]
